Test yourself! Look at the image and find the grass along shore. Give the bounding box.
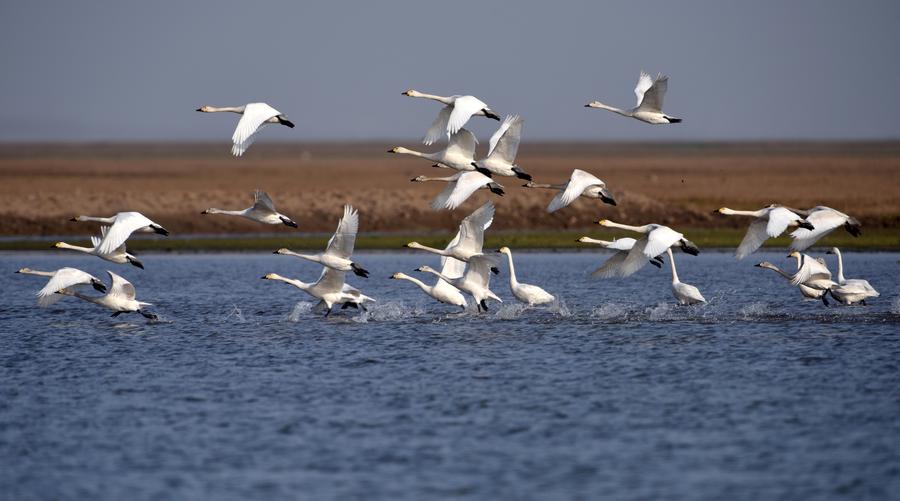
[1,228,897,252]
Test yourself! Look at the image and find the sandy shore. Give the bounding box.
[1,142,898,237]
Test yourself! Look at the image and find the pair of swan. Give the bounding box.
[274,205,368,277]
[262,269,375,316]
[578,237,663,278]
[70,211,169,255]
[54,225,144,269]
[402,90,500,145]
[788,206,861,251]
[586,72,681,124]
[389,128,478,172]
[825,247,879,305]
[496,247,555,305]
[526,169,616,213]
[16,267,107,307]
[416,254,501,312]
[755,260,827,300]
[202,190,298,228]
[391,240,468,310]
[411,172,504,210]
[595,220,699,277]
[716,205,814,259]
[197,103,294,157]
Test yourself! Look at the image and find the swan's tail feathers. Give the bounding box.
[277,116,295,128]
[152,225,170,236]
[490,266,500,275]
[665,116,682,124]
[351,263,370,278]
[91,279,107,293]
[845,219,862,237]
[599,188,617,206]
[483,109,501,121]
[127,257,144,269]
[474,166,493,178]
[798,220,815,231]
[512,167,533,181]
[488,183,505,197]
[280,216,299,228]
[680,239,700,256]
[650,257,663,269]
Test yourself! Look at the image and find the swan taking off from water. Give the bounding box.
[577,237,663,278]
[715,205,813,259]
[16,267,107,307]
[754,261,826,300]
[390,266,467,310]
[262,269,375,317]
[595,220,699,277]
[201,190,298,228]
[417,254,501,312]
[825,247,879,305]
[787,251,837,305]
[471,115,532,181]
[586,72,681,124]
[496,247,555,305]
[402,90,500,145]
[388,129,478,172]
[411,171,504,210]
[666,248,706,305]
[525,169,616,212]
[54,226,143,269]
[274,204,368,277]
[196,102,294,156]
[406,202,498,274]
[70,212,170,256]
[787,206,861,251]
[59,270,156,319]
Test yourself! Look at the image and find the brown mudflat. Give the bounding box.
[1,141,898,236]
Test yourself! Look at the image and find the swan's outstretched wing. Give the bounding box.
[428,173,463,210]
[634,71,654,108]
[617,237,651,277]
[465,255,499,288]
[766,207,799,238]
[789,209,848,251]
[106,270,136,300]
[457,202,495,254]
[232,124,267,157]
[97,212,155,256]
[434,172,492,210]
[231,103,280,157]
[446,96,489,138]
[789,254,831,286]
[424,106,452,146]
[735,219,769,260]
[439,231,466,279]
[252,189,278,213]
[325,205,359,259]
[317,267,347,293]
[443,128,478,160]
[487,115,522,163]
[591,251,630,278]
[643,226,683,259]
[547,169,605,213]
[636,73,668,112]
[36,268,100,307]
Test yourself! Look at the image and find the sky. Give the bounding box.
[1,1,899,142]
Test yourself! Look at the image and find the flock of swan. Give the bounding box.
[14,72,881,319]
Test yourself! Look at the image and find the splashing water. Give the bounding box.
[495,302,528,320]
[739,302,769,320]
[286,302,316,322]
[549,297,572,317]
[891,296,900,315]
[646,302,673,321]
[352,301,424,323]
[224,304,246,323]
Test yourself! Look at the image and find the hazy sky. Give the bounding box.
[1,1,899,141]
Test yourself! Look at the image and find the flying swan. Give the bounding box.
[16,267,107,307]
[70,211,170,256]
[416,254,502,312]
[388,128,478,171]
[410,171,504,210]
[787,206,861,251]
[274,204,369,277]
[261,268,375,316]
[586,71,681,124]
[715,205,814,259]
[201,189,298,228]
[402,90,500,145]
[59,270,156,319]
[471,115,533,181]
[577,237,663,278]
[406,202,498,273]
[595,220,699,277]
[54,226,143,269]
[196,102,294,156]
[525,169,616,212]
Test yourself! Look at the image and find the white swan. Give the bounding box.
[71,212,169,238]
[411,171,504,210]
[416,254,502,312]
[525,169,616,212]
[496,247,555,305]
[788,251,837,296]
[716,205,814,259]
[274,204,368,277]
[788,206,861,251]
[59,270,156,319]
[196,103,294,156]
[596,220,699,277]
[261,269,375,316]
[666,248,706,305]
[390,269,467,310]
[471,115,533,181]
[586,71,681,124]
[577,237,663,278]
[754,261,826,300]
[54,226,143,269]
[406,202,497,271]
[16,267,107,307]
[202,189,298,228]
[402,89,500,145]
[388,128,478,171]
[824,247,879,305]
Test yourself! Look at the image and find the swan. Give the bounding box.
[524,169,616,212]
[754,261,826,300]
[577,237,663,278]
[261,268,375,317]
[470,115,533,181]
[787,251,837,304]
[596,220,699,277]
[71,212,169,238]
[411,171,504,210]
[390,272,467,309]
[585,71,681,124]
[196,103,294,156]
[16,267,107,307]
[496,247,555,305]
[274,204,368,277]
[715,205,814,259]
[54,226,143,268]
[59,270,156,319]
[787,206,861,251]
[416,254,502,312]
[202,189,298,228]
[388,128,478,171]
[824,247,879,305]
[406,202,498,273]
[666,248,706,305]
[401,89,500,145]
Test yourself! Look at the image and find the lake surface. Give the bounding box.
[1,250,899,500]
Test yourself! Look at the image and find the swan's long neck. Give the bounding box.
[409,92,452,105]
[589,102,631,117]
[269,274,310,291]
[394,147,436,161]
[414,176,458,183]
[834,249,845,283]
[601,221,648,233]
[396,274,431,293]
[579,237,612,246]
[667,248,679,284]
[204,106,244,113]
[525,182,565,190]
[719,208,762,217]
[281,250,320,263]
[204,208,247,216]
[758,263,792,280]
[421,268,453,283]
[17,269,55,277]
[64,289,105,306]
[74,215,116,224]
[503,251,519,287]
[56,242,94,254]
[407,243,448,256]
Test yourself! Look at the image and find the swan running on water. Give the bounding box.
[196,102,294,156]
[59,270,156,320]
[402,89,500,145]
[262,269,375,317]
[578,237,663,278]
[201,190,298,228]
[416,255,502,312]
[595,220,699,277]
[754,261,826,300]
[586,71,681,124]
[666,248,706,305]
[274,204,369,278]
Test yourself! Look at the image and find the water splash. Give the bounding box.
[223,304,246,323]
[891,296,900,315]
[495,302,528,320]
[286,302,315,322]
[352,301,424,323]
[646,302,673,321]
[549,297,572,317]
[739,302,769,320]
[591,302,629,321]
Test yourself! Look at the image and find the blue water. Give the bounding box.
[1,250,899,500]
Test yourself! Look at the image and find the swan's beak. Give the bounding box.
[754,263,762,267]
[596,219,608,225]
[200,210,209,214]
[387,148,397,153]
[69,217,78,222]
[195,108,203,112]
[260,275,268,279]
